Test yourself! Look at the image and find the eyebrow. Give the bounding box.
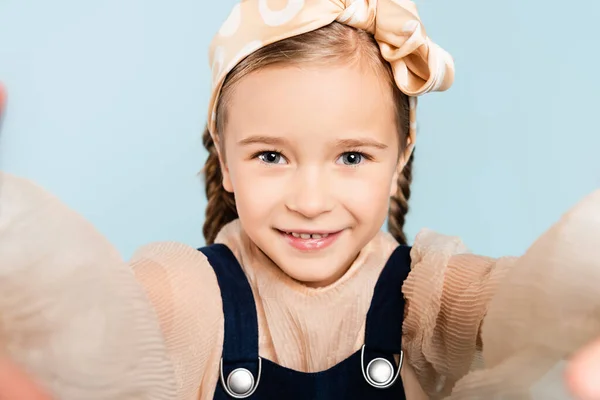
[238,135,388,150]
[336,138,388,150]
[238,136,287,146]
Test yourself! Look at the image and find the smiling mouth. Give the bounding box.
[285,232,330,239]
[276,229,343,251]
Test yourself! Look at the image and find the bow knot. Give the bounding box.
[336,0,377,33]
[335,0,454,96]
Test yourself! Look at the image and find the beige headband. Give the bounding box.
[207,0,455,157]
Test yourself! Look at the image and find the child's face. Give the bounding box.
[219,62,403,287]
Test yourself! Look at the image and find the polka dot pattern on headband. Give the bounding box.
[206,0,455,158]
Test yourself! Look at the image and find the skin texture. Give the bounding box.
[218,63,404,287]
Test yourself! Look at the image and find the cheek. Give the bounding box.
[226,162,282,219]
[333,165,396,219]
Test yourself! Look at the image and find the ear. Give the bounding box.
[214,136,234,193]
[390,139,414,197]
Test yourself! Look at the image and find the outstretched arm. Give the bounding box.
[0,91,177,398]
[0,85,224,399]
[403,190,600,399]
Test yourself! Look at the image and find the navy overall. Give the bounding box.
[198,243,411,399]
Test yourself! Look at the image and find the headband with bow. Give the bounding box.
[207,0,455,157]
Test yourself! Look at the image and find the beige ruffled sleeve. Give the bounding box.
[403,190,600,399]
[129,242,224,400]
[0,172,177,399]
[402,230,511,397]
[0,172,228,400]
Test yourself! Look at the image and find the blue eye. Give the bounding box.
[257,151,286,164]
[337,152,364,166]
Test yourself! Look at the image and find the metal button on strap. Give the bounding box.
[360,345,403,389]
[366,358,394,386]
[219,357,262,399]
[227,368,254,396]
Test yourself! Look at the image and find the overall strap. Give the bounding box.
[364,245,412,354]
[198,243,259,363]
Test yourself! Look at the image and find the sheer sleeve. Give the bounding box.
[129,242,224,400]
[402,229,514,397]
[403,190,600,399]
[0,172,176,399]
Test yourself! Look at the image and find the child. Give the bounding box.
[1,1,600,399]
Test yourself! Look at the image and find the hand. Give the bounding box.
[0,357,51,400]
[0,82,6,115]
[566,337,600,400]
[0,82,6,130]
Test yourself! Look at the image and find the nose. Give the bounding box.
[285,166,334,218]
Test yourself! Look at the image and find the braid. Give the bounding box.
[387,151,414,245]
[202,127,238,244]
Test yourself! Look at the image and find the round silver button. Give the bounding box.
[227,368,254,396]
[366,358,394,386]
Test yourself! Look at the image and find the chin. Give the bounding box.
[276,256,348,287]
[289,270,340,287]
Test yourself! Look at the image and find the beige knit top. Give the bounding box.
[2,172,600,399]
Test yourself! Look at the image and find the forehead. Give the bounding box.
[223,63,397,144]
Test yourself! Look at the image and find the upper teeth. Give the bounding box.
[289,232,329,239]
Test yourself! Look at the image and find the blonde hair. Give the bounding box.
[202,22,413,245]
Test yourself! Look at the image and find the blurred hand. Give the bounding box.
[567,337,600,400]
[0,357,51,400]
[0,82,6,116]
